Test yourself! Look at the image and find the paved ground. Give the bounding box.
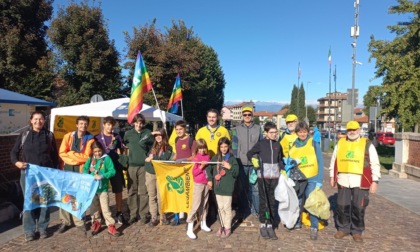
[1,153,420,251]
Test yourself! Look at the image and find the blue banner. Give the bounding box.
[24,164,99,219]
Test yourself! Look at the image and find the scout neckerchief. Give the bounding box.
[215,153,229,186]
[100,132,117,153]
[206,124,220,141]
[90,155,105,174]
[71,131,93,152]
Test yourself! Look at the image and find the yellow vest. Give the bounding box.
[280,132,298,157]
[337,137,366,174]
[289,138,318,179]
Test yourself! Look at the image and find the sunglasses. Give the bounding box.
[243,113,252,117]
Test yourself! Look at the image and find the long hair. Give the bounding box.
[151,128,169,154]
[194,138,208,155]
[215,137,233,161]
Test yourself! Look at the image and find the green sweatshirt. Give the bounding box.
[123,128,154,167]
[83,155,115,193]
[206,154,239,196]
[144,145,173,174]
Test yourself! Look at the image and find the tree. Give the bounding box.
[363,85,384,117]
[368,0,420,131]
[307,106,317,125]
[286,83,305,121]
[287,85,299,117]
[48,1,123,106]
[0,0,55,100]
[124,20,225,126]
[298,83,306,121]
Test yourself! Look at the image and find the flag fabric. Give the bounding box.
[152,161,194,213]
[167,74,183,113]
[24,164,99,219]
[328,48,332,65]
[298,62,301,78]
[127,52,153,123]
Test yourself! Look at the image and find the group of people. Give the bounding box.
[10,106,380,243]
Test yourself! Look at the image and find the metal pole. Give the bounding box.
[305,81,311,124]
[297,62,300,117]
[334,65,337,146]
[328,62,331,139]
[350,0,360,120]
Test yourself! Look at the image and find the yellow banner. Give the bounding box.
[53,115,101,140]
[152,161,194,213]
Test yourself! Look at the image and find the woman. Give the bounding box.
[10,111,59,241]
[288,121,324,240]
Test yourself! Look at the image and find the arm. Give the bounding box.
[10,133,25,169]
[101,156,116,179]
[82,158,91,174]
[66,139,94,164]
[369,144,381,193]
[313,141,324,187]
[329,144,338,187]
[246,141,260,162]
[50,133,59,168]
[227,156,239,178]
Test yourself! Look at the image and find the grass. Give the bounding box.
[376,145,395,174]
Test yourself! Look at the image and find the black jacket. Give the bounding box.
[247,138,284,178]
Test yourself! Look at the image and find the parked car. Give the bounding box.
[376,132,396,145]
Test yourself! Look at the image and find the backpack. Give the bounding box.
[20,129,53,150]
[175,135,194,150]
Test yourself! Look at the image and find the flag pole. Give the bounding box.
[151,87,166,130]
[181,99,184,119]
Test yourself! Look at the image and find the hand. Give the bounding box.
[316,182,323,189]
[251,158,260,168]
[94,174,102,180]
[200,161,208,170]
[330,177,336,188]
[222,160,231,169]
[89,166,96,173]
[15,161,27,169]
[370,181,378,194]
[207,181,213,190]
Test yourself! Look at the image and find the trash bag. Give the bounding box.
[301,212,325,230]
[275,173,299,229]
[304,187,330,220]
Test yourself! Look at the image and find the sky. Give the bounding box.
[53,0,408,106]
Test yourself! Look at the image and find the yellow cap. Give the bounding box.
[346,121,360,130]
[242,106,253,113]
[286,114,298,122]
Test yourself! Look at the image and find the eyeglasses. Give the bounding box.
[243,113,252,117]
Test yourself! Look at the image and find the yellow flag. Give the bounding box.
[152,161,194,213]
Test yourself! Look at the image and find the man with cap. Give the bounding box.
[279,114,298,157]
[329,120,380,242]
[232,106,263,218]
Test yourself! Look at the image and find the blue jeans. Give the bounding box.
[240,165,259,215]
[298,180,319,229]
[20,171,50,235]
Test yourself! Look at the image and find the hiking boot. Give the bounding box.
[116,212,125,225]
[57,223,70,234]
[267,226,278,240]
[310,228,318,240]
[221,228,231,238]
[127,217,137,225]
[25,234,35,242]
[148,218,159,227]
[334,230,349,239]
[91,220,101,235]
[200,221,212,232]
[186,222,197,240]
[260,226,269,239]
[108,224,120,237]
[352,233,363,243]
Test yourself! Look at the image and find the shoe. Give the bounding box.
[25,234,35,242]
[266,226,278,240]
[200,221,212,232]
[91,220,101,235]
[186,222,197,240]
[352,233,363,243]
[178,218,186,224]
[260,226,269,239]
[57,223,70,234]
[161,215,170,225]
[216,227,224,237]
[294,223,302,230]
[117,212,125,225]
[140,216,149,225]
[78,224,87,234]
[148,218,159,227]
[221,228,231,238]
[128,217,137,225]
[310,228,318,240]
[108,224,120,237]
[39,231,49,239]
[334,230,349,239]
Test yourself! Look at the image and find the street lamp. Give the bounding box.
[350,0,360,120]
[305,81,311,124]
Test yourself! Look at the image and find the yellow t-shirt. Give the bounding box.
[195,125,230,157]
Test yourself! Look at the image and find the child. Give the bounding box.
[83,140,120,237]
[186,139,211,239]
[206,137,239,238]
[246,121,284,240]
[144,128,173,226]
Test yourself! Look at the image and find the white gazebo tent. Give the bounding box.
[49,98,182,132]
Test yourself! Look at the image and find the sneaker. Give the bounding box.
[39,231,49,239]
[266,226,278,240]
[108,224,120,237]
[310,228,318,240]
[57,223,70,234]
[260,226,269,239]
[117,212,125,225]
[91,220,101,235]
[148,218,159,227]
[352,233,363,243]
[221,228,231,238]
[128,217,137,225]
[25,234,35,242]
[161,215,170,225]
[334,230,349,239]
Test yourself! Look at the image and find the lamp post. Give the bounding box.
[350,0,360,120]
[305,81,311,124]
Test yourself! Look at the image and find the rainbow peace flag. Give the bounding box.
[167,74,183,113]
[127,52,153,123]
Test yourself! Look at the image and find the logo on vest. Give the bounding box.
[300,156,308,165]
[346,151,355,159]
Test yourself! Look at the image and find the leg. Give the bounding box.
[127,166,139,221]
[257,178,268,224]
[187,183,205,223]
[336,185,352,234]
[137,167,149,221]
[350,188,369,234]
[37,207,51,234]
[145,172,158,222]
[99,192,115,226]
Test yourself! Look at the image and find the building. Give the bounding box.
[316,91,352,130]
[222,101,255,128]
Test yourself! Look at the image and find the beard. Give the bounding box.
[347,133,359,141]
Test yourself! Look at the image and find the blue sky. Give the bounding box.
[54,0,407,106]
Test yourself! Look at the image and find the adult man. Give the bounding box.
[195,108,230,157]
[232,106,262,217]
[58,116,94,234]
[94,116,126,224]
[123,114,154,225]
[279,114,298,157]
[329,121,380,242]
